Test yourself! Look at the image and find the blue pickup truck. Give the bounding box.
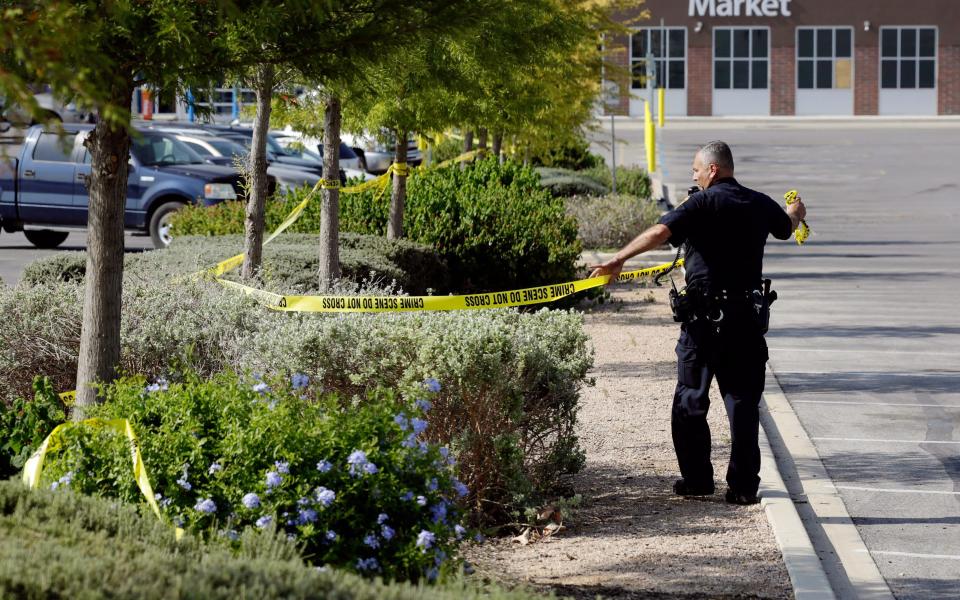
[0,124,262,248]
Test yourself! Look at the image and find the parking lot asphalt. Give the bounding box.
[591,118,960,599]
[0,231,154,286]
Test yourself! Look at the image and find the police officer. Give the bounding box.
[590,141,806,505]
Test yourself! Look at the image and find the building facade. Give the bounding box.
[606,0,960,117]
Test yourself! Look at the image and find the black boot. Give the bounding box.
[673,478,715,496]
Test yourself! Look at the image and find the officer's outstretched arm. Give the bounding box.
[589,224,672,281]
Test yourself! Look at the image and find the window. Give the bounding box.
[631,27,686,90]
[797,27,853,89]
[880,27,937,89]
[32,133,77,162]
[714,28,768,89]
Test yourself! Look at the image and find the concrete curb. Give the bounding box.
[758,400,836,599]
[761,366,895,600]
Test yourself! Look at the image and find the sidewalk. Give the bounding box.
[465,280,793,599]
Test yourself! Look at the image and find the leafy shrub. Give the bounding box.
[1,273,592,525]
[430,134,468,164]
[0,377,66,479]
[342,157,581,293]
[37,370,467,581]
[530,134,603,170]
[535,167,609,198]
[20,233,449,295]
[172,158,582,294]
[582,164,653,199]
[0,480,550,598]
[565,194,663,250]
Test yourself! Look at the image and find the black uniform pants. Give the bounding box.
[671,320,768,495]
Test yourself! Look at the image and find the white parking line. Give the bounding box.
[858,549,960,560]
[770,347,960,357]
[794,400,960,408]
[835,485,960,496]
[813,437,960,444]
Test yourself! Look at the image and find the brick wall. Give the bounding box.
[688,45,712,116]
[771,46,795,115]
[854,46,878,115]
[939,45,960,115]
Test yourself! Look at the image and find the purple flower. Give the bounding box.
[377,512,389,524]
[415,398,433,412]
[424,378,441,393]
[434,549,447,566]
[416,530,436,550]
[416,495,427,506]
[455,524,467,539]
[252,381,270,394]
[325,530,337,541]
[298,508,318,525]
[453,479,469,498]
[427,477,439,491]
[146,378,169,393]
[401,434,417,448]
[316,459,332,473]
[381,525,395,540]
[194,498,217,514]
[347,450,377,476]
[255,515,273,529]
[356,557,379,572]
[291,373,309,389]
[208,461,222,475]
[410,417,428,435]
[266,471,282,489]
[439,447,450,460]
[363,533,379,548]
[274,461,290,474]
[425,566,439,581]
[430,502,447,524]
[242,493,261,509]
[220,529,240,541]
[315,486,336,507]
[401,491,414,502]
[394,413,409,431]
[176,476,192,491]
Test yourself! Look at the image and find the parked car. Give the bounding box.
[272,134,362,171]
[340,130,422,174]
[0,124,268,249]
[169,133,323,194]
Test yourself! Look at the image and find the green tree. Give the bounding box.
[0,1,226,413]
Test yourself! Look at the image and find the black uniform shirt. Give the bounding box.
[658,177,793,291]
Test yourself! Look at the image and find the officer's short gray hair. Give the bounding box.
[698,141,734,172]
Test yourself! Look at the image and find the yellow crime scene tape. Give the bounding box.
[216,259,683,313]
[22,418,185,539]
[783,189,811,245]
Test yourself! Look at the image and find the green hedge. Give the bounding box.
[171,158,582,294]
[581,164,652,199]
[0,481,552,599]
[34,371,468,581]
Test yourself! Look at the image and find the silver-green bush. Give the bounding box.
[565,194,663,250]
[2,241,592,524]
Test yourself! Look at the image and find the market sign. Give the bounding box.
[689,0,793,17]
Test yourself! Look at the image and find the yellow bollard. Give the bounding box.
[644,101,656,174]
[657,88,665,127]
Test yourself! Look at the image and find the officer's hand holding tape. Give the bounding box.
[785,193,807,234]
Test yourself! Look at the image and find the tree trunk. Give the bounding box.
[318,95,341,290]
[492,131,503,162]
[463,130,473,152]
[242,63,275,280]
[387,128,408,240]
[74,83,134,416]
[477,128,488,152]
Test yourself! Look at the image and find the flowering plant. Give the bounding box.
[38,370,469,581]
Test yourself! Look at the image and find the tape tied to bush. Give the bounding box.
[216,259,683,313]
[22,418,185,540]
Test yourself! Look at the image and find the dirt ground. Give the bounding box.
[465,284,792,600]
